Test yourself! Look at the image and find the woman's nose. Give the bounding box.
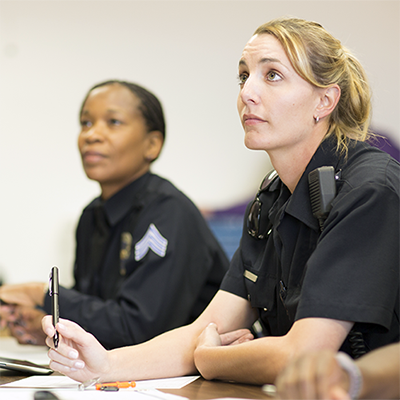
[240,77,260,105]
[82,122,105,142]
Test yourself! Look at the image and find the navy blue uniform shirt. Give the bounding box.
[221,138,399,357]
[44,173,229,349]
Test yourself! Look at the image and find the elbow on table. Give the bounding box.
[193,346,218,381]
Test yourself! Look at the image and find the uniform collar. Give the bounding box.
[91,172,151,227]
[284,138,342,231]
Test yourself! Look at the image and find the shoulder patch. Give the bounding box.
[135,223,168,261]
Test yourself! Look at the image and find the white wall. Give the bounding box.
[0,0,398,286]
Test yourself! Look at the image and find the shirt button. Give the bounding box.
[263,307,268,311]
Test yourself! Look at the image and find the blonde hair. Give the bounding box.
[254,17,372,153]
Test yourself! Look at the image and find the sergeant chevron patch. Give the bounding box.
[135,223,168,261]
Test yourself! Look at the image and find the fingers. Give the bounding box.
[7,322,37,345]
[275,350,345,400]
[229,333,254,345]
[0,304,17,322]
[48,346,84,371]
[55,318,94,346]
[43,316,97,360]
[198,325,254,348]
[43,315,64,349]
[0,282,46,307]
[196,322,222,348]
[199,323,219,338]
[204,322,218,334]
[0,284,29,305]
[42,315,56,338]
[41,315,109,383]
[330,387,351,400]
[43,316,78,339]
[43,318,86,373]
[47,348,87,381]
[3,307,39,345]
[220,328,254,346]
[275,355,308,399]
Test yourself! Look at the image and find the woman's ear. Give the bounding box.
[315,84,341,120]
[145,130,164,162]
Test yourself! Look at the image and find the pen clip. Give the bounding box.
[49,272,53,297]
[49,266,59,297]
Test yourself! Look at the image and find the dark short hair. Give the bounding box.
[79,80,166,140]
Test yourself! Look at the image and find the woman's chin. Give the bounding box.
[244,136,268,152]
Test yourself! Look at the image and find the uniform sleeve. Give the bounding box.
[44,193,228,349]
[219,246,247,299]
[219,204,251,299]
[296,177,399,331]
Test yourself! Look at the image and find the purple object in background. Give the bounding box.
[371,132,400,162]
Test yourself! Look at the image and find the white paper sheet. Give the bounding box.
[0,388,187,400]
[0,375,197,400]
[1,374,199,390]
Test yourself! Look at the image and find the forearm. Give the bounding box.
[357,343,400,399]
[194,318,353,385]
[195,335,290,385]
[102,291,256,382]
[105,323,205,381]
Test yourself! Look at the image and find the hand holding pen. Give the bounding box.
[49,266,59,348]
[42,316,115,384]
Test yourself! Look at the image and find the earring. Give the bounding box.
[314,116,320,123]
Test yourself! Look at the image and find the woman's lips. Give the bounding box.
[82,151,107,164]
[243,114,266,125]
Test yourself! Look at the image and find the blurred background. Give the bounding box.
[0,0,399,286]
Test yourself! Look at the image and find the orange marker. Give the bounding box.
[95,381,136,390]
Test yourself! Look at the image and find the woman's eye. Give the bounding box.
[80,120,92,128]
[237,73,248,86]
[266,71,282,81]
[109,119,122,126]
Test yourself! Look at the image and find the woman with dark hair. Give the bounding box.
[42,17,398,388]
[0,80,229,349]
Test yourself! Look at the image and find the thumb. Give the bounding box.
[42,315,56,337]
[330,386,351,400]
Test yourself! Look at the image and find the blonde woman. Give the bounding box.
[42,18,399,385]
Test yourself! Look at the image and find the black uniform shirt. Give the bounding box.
[44,173,229,349]
[221,138,399,356]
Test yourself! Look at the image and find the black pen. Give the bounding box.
[49,266,59,348]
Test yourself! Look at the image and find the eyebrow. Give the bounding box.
[81,108,121,116]
[239,57,283,67]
